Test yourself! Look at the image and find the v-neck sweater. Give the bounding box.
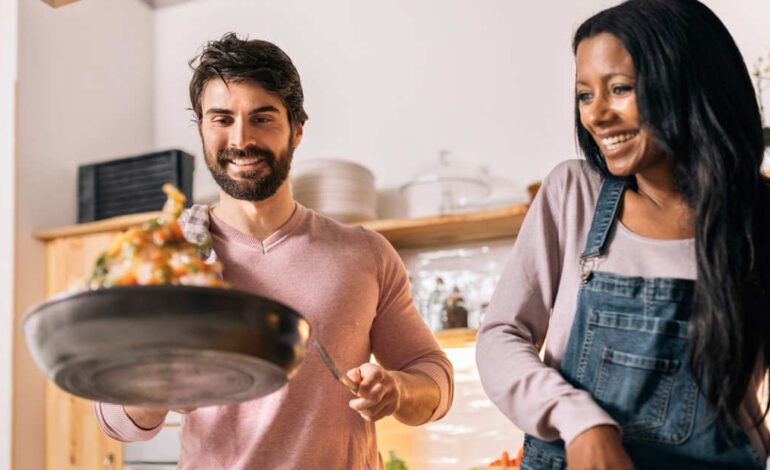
[95,203,453,470]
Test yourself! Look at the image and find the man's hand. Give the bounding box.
[566,425,634,470]
[123,406,169,430]
[346,363,440,425]
[123,406,197,430]
[347,363,402,422]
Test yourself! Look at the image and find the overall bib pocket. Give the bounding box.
[580,309,699,445]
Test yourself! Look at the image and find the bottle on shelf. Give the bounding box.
[426,277,447,332]
[441,286,468,330]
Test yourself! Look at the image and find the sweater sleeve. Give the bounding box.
[93,401,164,442]
[364,230,454,423]
[475,162,619,446]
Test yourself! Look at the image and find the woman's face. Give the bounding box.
[575,33,666,177]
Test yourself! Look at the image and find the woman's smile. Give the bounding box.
[596,130,639,158]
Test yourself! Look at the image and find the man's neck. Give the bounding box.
[212,182,296,241]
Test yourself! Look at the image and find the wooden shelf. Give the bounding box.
[434,328,477,349]
[35,211,162,240]
[362,205,527,249]
[35,204,528,248]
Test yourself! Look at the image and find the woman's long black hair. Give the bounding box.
[574,0,770,423]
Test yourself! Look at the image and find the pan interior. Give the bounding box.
[54,349,287,407]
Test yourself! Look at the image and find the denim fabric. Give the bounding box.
[520,177,763,470]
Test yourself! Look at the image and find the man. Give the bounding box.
[94,33,453,470]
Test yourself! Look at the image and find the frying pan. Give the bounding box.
[22,285,311,407]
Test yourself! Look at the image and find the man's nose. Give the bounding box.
[228,119,254,149]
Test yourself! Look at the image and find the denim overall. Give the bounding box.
[520,177,764,470]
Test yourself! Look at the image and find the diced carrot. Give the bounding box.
[115,272,137,285]
[171,265,187,277]
[513,447,523,465]
[169,221,184,239]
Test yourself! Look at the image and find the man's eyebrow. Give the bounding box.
[248,105,280,115]
[204,105,281,116]
[205,108,233,116]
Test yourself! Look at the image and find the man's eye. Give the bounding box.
[212,117,232,125]
[251,117,271,124]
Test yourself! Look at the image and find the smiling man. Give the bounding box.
[93,33,454,470]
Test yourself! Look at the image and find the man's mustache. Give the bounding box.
[218,147,275,165]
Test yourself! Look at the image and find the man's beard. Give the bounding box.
[204,140,293,202]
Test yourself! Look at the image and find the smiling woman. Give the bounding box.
[476,1,770,469]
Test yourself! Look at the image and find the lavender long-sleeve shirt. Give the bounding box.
[475,160,769,461]
[95,203,454,470]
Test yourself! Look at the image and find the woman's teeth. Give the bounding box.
[601,132,638,149]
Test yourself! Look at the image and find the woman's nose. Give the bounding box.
[583,94,614,128]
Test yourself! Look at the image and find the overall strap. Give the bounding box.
[580,176,629,259]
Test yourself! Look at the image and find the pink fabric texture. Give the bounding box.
[95,203,453,470]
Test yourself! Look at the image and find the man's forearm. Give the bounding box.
[392,369,441,426]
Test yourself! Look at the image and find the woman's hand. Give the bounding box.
[347,363,401,422]
[566,425,634,470]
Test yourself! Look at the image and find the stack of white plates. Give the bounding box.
[291,159,377,223]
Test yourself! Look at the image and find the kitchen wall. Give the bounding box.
[0,1,18,468]
[13,0,155,468]
[151,0,770,216]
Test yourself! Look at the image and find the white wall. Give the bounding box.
[0,0,18,467]
[152,0,770,217]
[14,0,155,468]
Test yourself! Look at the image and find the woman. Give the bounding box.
[476,1,770,469]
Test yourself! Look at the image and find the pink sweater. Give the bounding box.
[95,203,453,470]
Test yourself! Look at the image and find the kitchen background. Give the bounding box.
[1,0,769,469]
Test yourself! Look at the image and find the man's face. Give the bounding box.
[199,78,303,201]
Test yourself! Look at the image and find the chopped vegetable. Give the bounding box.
[489,448,523,467]
[89,183,227,289]
[385,450,409,470]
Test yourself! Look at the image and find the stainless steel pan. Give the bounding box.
[22,285,310,407]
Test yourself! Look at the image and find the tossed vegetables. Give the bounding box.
[89,184,226,289]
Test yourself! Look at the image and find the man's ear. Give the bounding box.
[292,123,304,149]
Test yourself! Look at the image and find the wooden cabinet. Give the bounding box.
[36,204,527,469]
[43,233,125,470]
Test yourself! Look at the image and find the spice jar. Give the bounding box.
[441,286,468,330]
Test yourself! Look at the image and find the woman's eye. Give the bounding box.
[612,84,633,95]
[576,92,592,102]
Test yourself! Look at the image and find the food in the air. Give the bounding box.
[89,184,226,289]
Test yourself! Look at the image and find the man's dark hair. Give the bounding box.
[574,0,770,426]
[188,32,308,126]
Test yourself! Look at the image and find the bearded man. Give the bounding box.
[93,33,454,470]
